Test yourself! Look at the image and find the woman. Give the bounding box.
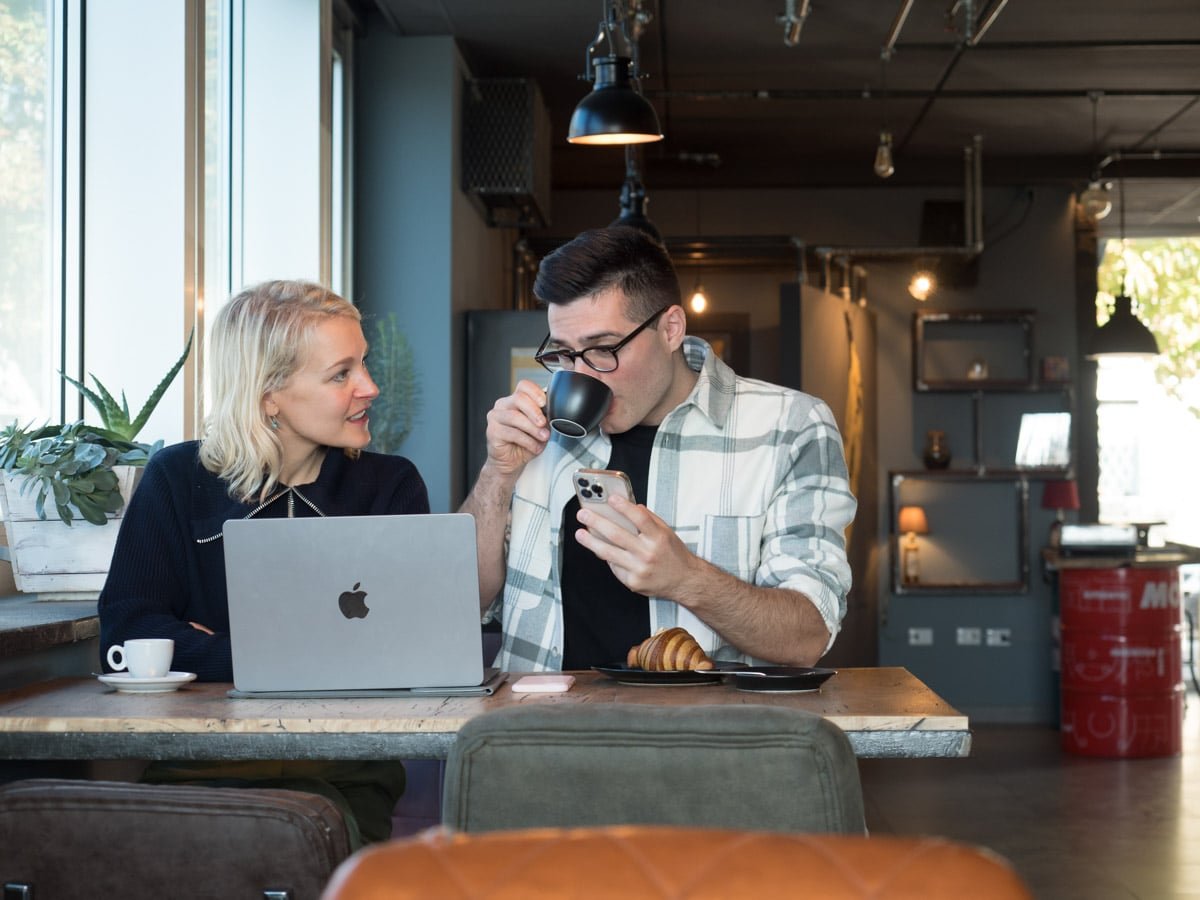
[99,279,428,846]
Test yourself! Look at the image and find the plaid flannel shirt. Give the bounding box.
[489,337,855,671]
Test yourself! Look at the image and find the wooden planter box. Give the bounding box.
[0,466,142,599]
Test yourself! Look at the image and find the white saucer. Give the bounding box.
[97,671,197,693]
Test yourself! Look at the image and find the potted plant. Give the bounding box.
[0,331,193,597]
[365,312,421,454]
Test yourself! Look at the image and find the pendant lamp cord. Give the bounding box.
[1118,176,1127,296]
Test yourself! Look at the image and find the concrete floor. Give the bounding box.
[859,697,1200,899]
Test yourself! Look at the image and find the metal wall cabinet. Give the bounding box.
[889,470,1030,595]
[913,309,1037,391]
[892,310,1076,595]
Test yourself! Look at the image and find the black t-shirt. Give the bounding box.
[560,425,658,669]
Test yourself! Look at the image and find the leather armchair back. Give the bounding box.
[322,825,1034,899]
[0,778,351,900]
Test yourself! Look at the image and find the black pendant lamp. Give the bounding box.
[609,146,662,239]
[569,57,662,145]
[1086,179,1160,359]
[1087,293,1160,358]
[567,2,663,146]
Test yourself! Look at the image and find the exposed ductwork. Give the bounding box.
[461,79,552,229]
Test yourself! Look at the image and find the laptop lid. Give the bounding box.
[224,513,485,693]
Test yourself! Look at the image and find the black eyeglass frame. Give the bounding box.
[534,306,670,374]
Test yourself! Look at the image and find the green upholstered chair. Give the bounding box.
[442,703,866,834]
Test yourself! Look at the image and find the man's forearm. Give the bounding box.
[459,463,517,609]
[669,558,831,666]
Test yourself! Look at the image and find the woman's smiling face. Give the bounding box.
[263,316,379,463]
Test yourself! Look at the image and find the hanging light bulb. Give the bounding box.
[908,268,936,301]
[1078,92,1113,221]
[1079,180,1113,221]
[873,131,895,179]
[689,282,708,314]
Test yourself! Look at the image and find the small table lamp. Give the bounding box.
[1041,479,1080,547]
[898,505,930,584]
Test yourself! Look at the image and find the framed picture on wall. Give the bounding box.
[690,312,750,374]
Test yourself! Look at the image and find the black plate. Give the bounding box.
[723,666,837,693]
[592,661,745,686]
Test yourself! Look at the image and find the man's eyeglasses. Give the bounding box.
[534,307,669,374]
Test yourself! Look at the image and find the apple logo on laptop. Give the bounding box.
[338,582,369,619]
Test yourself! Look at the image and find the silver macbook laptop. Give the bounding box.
[223,513,500,697]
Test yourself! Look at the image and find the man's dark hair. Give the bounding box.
[533,226,681,321]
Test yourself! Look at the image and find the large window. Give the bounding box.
[0,0,60,426]
[2,0,346,437]
[1096,237,1200,545]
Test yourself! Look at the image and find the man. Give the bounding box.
[461,226,855,671]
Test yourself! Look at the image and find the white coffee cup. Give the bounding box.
[106,639,174,679]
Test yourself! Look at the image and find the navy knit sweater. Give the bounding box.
[98,441,430,681]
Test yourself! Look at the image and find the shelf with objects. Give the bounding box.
[912,308,1075,477]
[889,470,1030,595]
[890,309,1077,595]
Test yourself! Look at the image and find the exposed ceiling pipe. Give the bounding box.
[958,0,978,45]
[882,0,916,59]
[967,0,1009,46]
[896,39,1200,52]
[965,135,983,248]
[814,137,985,265]
[648,87,1200,102]
[1123,96,1200,153]
[1097,149,1200,172]
[778,0,813,47]
[652,87,1200,102]
[1146,184,1200,226]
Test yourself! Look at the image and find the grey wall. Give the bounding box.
[354,33,512,512]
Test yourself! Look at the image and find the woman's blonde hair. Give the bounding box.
[199,280,362,502]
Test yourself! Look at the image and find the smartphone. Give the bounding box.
[572,468,639,537]
[511,674,576,694]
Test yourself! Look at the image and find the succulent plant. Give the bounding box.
[1,330,192,525]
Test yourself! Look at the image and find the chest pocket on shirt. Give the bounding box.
[699,513,766,584]
[507,494,554,610]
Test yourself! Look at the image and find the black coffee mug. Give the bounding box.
[545,370,612,438]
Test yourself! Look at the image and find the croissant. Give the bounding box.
[627,627,715,671]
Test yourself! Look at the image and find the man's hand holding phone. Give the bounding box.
[573,468,709,602]
[573,469,639,540]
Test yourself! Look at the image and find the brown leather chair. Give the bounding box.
[0,778,352,900]
[320,825,1034,899]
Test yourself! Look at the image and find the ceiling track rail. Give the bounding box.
[647,88,1200,102]
[895,39,1200,52]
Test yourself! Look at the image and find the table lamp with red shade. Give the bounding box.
[1042,479,1080,547]
[898,505,930,584]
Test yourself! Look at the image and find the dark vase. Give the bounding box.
[923,430,951,469]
